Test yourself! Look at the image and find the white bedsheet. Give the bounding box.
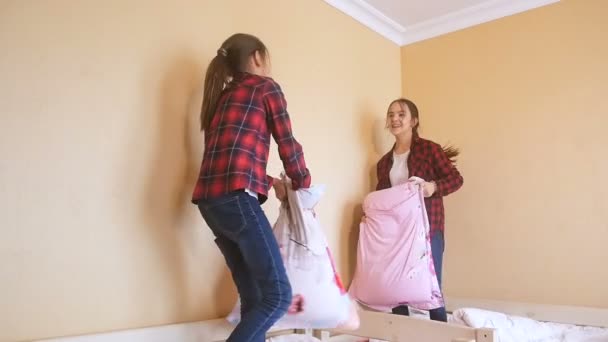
[451,308,608,342]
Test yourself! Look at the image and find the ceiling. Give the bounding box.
[323,0,560,45]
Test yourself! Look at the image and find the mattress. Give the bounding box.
[451,308,608,342]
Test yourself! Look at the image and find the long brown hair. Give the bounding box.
[200,33,268,131]
[388,98,460,163]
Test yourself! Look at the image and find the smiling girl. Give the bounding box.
[374,98,463,322]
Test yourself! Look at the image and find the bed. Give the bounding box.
[37,306,492,342]
[37,298,608,342]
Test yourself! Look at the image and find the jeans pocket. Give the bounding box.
[200,195,247,237]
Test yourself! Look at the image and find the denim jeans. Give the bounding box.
[392,231,447,322]
[198,191,292,342]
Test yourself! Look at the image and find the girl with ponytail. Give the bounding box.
[192,33,312,341]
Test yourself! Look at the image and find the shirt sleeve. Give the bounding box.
[263,79,311,190]
[375,153,394,191]
[376,160,388,191]
[376,163,382,191]
[431,143,464,196]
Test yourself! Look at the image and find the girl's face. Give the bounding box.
[387,102,417,137]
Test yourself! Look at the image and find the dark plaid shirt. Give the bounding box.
[376,135,463,234]
[192,73,311,204]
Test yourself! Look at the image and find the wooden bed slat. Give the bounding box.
[327,310,481,342]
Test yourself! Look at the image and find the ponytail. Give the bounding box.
[442,144,460,164]
[200,53,231,131]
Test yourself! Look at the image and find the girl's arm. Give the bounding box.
[264,79,311,190]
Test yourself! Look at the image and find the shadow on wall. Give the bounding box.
[185,59,237,318]
[339,105,392,283]
[133,51,235,321]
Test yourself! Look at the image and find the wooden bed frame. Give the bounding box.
[312,309,495,342]
[306,296,608,342]
[307,296,608,342]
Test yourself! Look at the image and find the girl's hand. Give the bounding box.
[272,177,288,201]
[423,181,437,197]
[287,294,305,314]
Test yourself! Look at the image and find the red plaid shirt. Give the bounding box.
[192,73,311,204]
[376,135,463,234]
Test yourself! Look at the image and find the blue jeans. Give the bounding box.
[198,191,292,342]
[392,231,447,322]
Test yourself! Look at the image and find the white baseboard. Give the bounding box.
[35,319,299,342]
[35,319,232,342]
[446,297,608,328]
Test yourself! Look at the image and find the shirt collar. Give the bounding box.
[386,133,420,160]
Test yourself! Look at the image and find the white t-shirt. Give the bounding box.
[245,188,258,199]
[389,150,410,186]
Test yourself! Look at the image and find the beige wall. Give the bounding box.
[0,1,401,341]
[401,0,608,308]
